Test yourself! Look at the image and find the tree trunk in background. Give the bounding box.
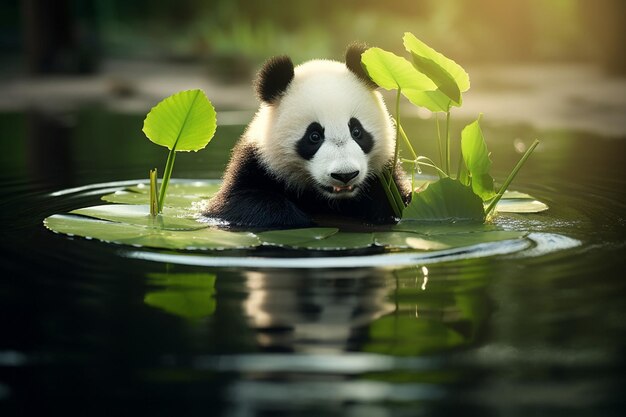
[21,0,100,75]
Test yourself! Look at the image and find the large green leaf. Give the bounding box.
[461,118,496,201]
[44,214,260,250]
[403,32,470,93]
[71,204,206,230]
[403,178,486,222]
[361,47,435,92]
[402,88,453,113]
[142,89,217,152]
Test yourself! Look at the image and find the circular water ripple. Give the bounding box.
[41,179,581,268]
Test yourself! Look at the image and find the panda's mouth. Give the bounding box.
[321,184,358,196]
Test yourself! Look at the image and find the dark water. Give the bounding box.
[1,109,625,416]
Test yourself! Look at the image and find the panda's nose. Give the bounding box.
[330,171,359,184]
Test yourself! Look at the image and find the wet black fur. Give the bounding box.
[203,140,410,229]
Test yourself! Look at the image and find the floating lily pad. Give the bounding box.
[71,204,205,230]
[494,198,549,213]
[258,227,339,247]
[375,230,526,250]
[291,232,375,251]
[44,214,260,250]
[102,182,220,208]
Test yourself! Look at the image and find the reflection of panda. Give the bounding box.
[203,44,410,228]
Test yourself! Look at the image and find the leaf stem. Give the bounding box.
[398,123,417,160]
[158,149,177,213]
[445,110,451,175]
[485,139,539,216]
[435,114,444,172]
[149,168,159,217]
[378,171,402,218]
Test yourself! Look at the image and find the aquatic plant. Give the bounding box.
[142,89,217,215]
[361,32,539,221]
[43,35,550,252]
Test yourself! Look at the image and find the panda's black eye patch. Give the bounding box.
[349,118,373,154]
[296,122,325,160]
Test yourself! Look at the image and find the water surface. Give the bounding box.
[0,109,625,416]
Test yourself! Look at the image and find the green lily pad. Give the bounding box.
[102,182,220,208]
[258,227,339,247]
[292,232,375,251]
[71,204,206,230]
[128,181,221,197]
[44,214,260,250]
[494,198,549,213]
[375,230,526,250]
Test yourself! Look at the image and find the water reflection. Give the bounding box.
[242,269,394,353]
[143,272,217,319]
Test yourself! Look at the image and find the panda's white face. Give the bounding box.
[250,59,394,199]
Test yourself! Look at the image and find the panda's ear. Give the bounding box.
[255,55,295,104]
[345,43,378,90]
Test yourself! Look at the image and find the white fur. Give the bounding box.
[247,59,395,198]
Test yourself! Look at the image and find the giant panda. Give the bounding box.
[202,44,411,228]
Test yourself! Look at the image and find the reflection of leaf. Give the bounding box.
[146,273,216,288]
[364,316,466,356]
[145,291,216,319]
[144,273,217,319]
[461,119,496,201]
[142,89,217,152]
[403,178,485,222]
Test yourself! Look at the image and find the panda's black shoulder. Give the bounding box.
[215,138,284,196]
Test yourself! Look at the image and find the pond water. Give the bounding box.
[1,108,625,416]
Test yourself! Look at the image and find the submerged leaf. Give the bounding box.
[461,118,496,201]
[403,178,486,222]
[142,89,217,152]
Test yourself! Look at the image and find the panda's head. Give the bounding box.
[247,44,394,199]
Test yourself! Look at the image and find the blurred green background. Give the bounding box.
[2,0,625,77]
